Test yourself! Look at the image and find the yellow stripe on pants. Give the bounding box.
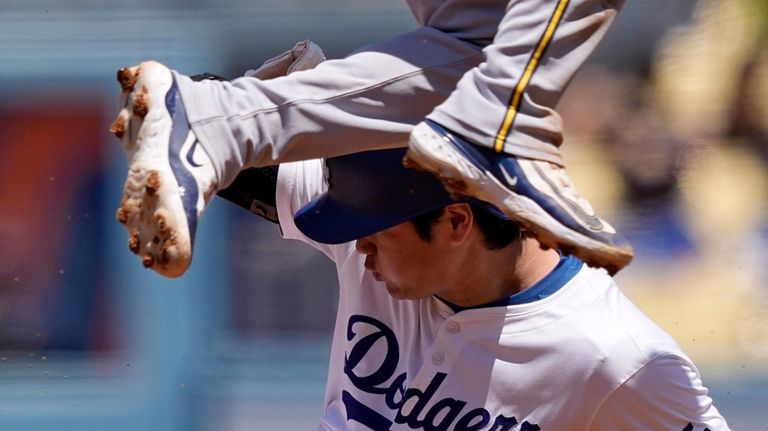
[494,0,570,153]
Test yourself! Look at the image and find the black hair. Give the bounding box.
[410,203,520,250]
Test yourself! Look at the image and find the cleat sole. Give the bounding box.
[112,61,194,278]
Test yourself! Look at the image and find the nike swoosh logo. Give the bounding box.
[186,138,203,168]
[500,166,518,186]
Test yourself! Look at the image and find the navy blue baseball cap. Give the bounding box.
[294,147,507,244]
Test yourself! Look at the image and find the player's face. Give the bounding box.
[355,219,457,301]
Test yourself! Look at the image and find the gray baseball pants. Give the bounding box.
[175,0,625,188]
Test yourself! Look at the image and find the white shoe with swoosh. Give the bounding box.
[405,120,633,274]
[111,61,217,278]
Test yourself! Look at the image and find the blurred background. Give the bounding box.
[0,0,766,429]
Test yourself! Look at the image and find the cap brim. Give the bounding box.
[296,192,453,244]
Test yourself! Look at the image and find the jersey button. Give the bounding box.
[446,321,461,334]
[432,351,445,365]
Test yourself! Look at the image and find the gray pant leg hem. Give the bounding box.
[426,112,565,165]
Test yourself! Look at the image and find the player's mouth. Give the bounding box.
[367,267,383,282]
[364,258,382,282]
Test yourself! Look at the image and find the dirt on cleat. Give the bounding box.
[117,67,139,93]
[110,114,127,139]
[131,86,149,118]
[145,171,160,196]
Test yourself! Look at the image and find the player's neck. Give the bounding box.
[509,238,562,292]
[440,237,560,308]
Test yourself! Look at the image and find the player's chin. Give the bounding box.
[384,283,422,301]
[384,282,406,299]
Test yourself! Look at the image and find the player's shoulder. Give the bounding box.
[563,265,687,374]
[565,271,729,429]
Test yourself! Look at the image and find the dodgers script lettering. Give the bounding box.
[342,315,540,431]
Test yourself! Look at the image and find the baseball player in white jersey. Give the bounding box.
[111,0,635,279]
[223,146,728,430]
[108,1,733,427]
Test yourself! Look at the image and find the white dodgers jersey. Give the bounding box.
[276,160,730,431]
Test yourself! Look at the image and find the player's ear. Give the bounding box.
[444,203,473,244]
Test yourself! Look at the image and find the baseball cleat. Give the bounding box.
[405,120,633,274]
[112,61,217,278]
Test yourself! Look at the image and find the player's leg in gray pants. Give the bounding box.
[176,0,622,188]
[427,0,625,159]
[175,26,486,189]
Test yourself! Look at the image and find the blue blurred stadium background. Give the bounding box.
[0,1,766,429]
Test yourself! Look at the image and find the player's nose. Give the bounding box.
[355,236,376,255]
